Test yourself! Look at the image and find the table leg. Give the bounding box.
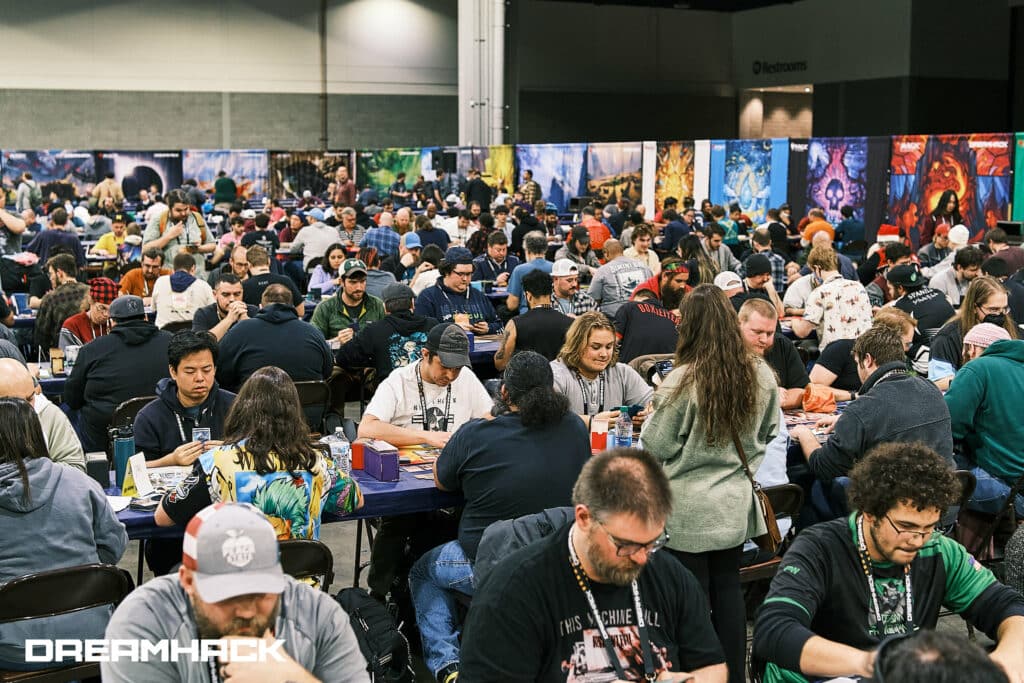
[353,519,363,588]
[136,539,146,586]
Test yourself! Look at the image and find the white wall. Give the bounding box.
[0,0,456,95]
[732,0,913,88]
[517,0,734,93]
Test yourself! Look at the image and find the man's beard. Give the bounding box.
[661,285,683,311]
[585,531,643,586]
[191,594,280,639]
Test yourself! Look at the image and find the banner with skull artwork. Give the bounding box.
[708,138,789,225]
[887,133,1012,247]
[801,136,890,241]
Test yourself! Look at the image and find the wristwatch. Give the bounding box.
[849,391,858,401]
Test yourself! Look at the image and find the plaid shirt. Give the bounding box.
[359,226,400,258]
[552,290,598,316]
[739,250,788,293]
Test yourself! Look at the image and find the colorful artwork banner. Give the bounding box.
[183,149,269,201]
[268,151,353,200]
[587,142,643,206]
[355,148,426,199]
[654,141,696,213]
[94,151,183,201]
[708,138,789,225]
[514,143,587,212]
[2,150,96,201]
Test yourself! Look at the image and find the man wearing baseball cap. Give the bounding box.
[65,295,173,451]
[550,258,598,317]
[886,263,955,344]
[380,231,423,282]
[58,276,117,350]
[310,258,385,343]
[358,323,492,599]
[90,211,129,257]
[103,502,368,682]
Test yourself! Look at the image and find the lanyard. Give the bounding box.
[567,526,655,681]
[440,288,471,317]
[857,515,914,636]
[416,361,451,432]
[487,257,504,278]
[554,296,574,316]
[575,371,605,415]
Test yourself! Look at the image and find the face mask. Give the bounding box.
[983,313,1006,327]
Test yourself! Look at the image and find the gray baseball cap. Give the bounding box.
[182,503,285,603]
[109,295,146,321]
[426,323,471,368]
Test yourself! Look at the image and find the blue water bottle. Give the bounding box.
[113,426,135,489]
[615,406,633,448]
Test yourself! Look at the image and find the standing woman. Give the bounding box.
[307,242,347,296]
[676,233,719,286]
[921,189,963,247]
[641,284,779,683]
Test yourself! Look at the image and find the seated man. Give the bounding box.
[791,246,873,350]
[151,251,216,330]
[119,247,170,306]
[242,245,304,317]
[336,283,438,380]
[59,276,117,351]
[506,231,554,313]
[216,284,332,392]
[415,247,503,335]
[134,330,235,466]
[102,503,369,682]
[357,324,492,599]
[409,352,591,682]
[460,448,728,682]
[471,230,519,285]
[553,226,601,283]
[191,274,258,341]
[752,443,1024,683]
[550,259,598,317]
[875,630,1012,683]
[34,253,88,352]
[495,269,573,370]
[945,333,1024,516]
[65,295,173,452]
[790,325,953,520]
[0,358,85,471]
[310,258,385,343]
[613,288,679,364]
[738,298,808,410]
[736,253,785,317]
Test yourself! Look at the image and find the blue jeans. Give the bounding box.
[956,459,1024,517]
[408,540,474,676]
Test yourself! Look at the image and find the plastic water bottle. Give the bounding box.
[615,406,633,448]
[321,427,351,473]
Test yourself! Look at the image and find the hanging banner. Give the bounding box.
[94,151,183,202]
[708,138,789,225]
[514,143,587,212]
[654,141,696,213]
[586,142,643,207]
[182,149,269,201]
[2,150,96,201]
[355,148,426,199]
[268,150,353,200]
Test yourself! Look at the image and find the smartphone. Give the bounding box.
[654,360,675,378]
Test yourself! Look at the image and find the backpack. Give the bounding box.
[335,587,416,682]
[27,181,42,208]
[158,210,208,243]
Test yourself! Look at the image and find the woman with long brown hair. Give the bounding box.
[155,366,362,538]
[929,275,1018,390]
[641,284,780,683]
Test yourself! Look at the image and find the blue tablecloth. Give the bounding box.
[111,467,463,540]
[470,338,498,365]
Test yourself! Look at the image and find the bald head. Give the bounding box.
[378,212,394,227]
[603,239,624,259]
[0,358,34,401]
[811,230,833,248]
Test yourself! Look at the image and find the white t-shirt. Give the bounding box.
[364,360,493,432]
[151,276,215,329]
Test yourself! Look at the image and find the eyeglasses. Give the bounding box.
[596,520,669,557]
[884,514,937,541]
[978,305,1010,316]
[452,270,474,278]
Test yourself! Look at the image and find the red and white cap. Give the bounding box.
[182,502,285,603]
[876,224,901,243]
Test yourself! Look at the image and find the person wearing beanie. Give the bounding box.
[917,222,952,272]
[415,246,503,335]
[336,282,439,380]
[408,351,590,683]
[737,252,784,317]
[58,276,118,350]
[945,331,1024,517]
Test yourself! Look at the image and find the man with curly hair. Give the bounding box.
[752,442,1024,683]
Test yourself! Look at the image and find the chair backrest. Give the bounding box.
[294,380,331,434]
[940,470,978,537]
[764,483,803,544]
[0,563,134,623]
[161,320,193,333]
[627,353,674,386]
[278,539,334,592]
[107,395,157,457]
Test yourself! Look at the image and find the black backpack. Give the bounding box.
[335,587,416,682]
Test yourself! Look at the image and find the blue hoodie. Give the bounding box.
[414,281,503,335]
[0,457,127,666]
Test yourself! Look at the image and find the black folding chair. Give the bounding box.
[106,395,156,459]
[0,564,134,683]
[294,380,331,435]
[279,539,335,592]
[740,483,804,585]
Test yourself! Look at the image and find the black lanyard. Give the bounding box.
[416,361,451,432]
[575,370,605,415]
[568,527,655,681]
[857,515,914,636]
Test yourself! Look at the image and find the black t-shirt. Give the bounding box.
[240,229,280,259]
[242,272,303,308]
[814,338,861,391]
[436,412,589,560]
[513,306,573,361]
[764,334,809,390]
[893,287,955,343]
[753,514,1024,677]
[191,302,260,334]
[1004,277,1024,327]
[613,300,679,363]
[460,523,726,682]
[929,320,964,370]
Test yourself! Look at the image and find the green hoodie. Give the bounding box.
[945,339,1024,481]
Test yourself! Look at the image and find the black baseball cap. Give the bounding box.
[426,323,471,368]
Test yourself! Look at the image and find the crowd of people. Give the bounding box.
[1,169,1024,683]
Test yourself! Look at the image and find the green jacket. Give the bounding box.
[640,358,780,553]
[945,339,1024,481]
[310,294,385,339]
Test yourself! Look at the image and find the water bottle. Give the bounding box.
[320,427,351,473]
[615,406,633,448]
[113,426,135,489]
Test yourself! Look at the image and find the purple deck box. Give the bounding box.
[363,439,400,482]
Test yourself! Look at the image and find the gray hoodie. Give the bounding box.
[0,457,127,665]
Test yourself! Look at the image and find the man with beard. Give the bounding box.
[753,443,1024,683]
[550,259,598,317]
[460,448,728,682]
[192,275,259,341]
[630,258,690,310]
[102,503,368,682]
[614,288,680,363]
[738,298,809,410]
